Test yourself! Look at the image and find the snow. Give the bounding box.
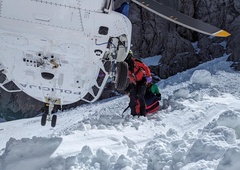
[1,54,240,170]
[141,55,161,66]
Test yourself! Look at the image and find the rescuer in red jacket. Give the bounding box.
[125,50,152,116]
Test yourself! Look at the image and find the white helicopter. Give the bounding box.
[0,0,230,127]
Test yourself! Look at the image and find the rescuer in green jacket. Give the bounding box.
[145,82,161,101]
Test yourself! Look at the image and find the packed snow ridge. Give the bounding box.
[0,55,240,170]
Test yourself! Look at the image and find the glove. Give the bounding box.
[146,76,152,83]
[157,93,161,101]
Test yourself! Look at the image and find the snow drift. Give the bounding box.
[0,55,240,170]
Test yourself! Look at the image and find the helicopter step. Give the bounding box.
[41,101,58,127]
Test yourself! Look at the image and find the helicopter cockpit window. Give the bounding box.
[2,81,20,91]
[0,73,6,84]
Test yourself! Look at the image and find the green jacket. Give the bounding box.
[145,83,161,99]
[149,83,160,95]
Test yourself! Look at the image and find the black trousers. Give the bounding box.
[128,82,147,116]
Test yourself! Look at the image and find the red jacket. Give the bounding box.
[128,59,151,84]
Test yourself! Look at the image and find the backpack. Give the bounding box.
[136,95,160,115]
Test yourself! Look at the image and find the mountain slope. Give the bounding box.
[0,55,240,170]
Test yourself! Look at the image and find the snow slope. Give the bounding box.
[1,55,240,170]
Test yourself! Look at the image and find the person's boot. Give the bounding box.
[140,106,146,116]
[130,106,137,116]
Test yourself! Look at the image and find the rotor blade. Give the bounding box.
[131,0,231,37]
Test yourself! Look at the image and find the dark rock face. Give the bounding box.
[1,0,239,119]
[128,0,240,72]
[0,79,43,120]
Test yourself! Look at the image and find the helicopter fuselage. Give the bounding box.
[0,0,132,105]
